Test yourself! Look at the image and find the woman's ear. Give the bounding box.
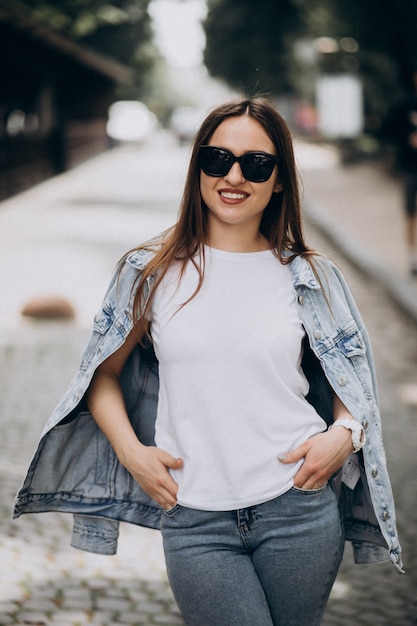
[274,183,283,193]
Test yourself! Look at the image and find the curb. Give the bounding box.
[304,198,417,324]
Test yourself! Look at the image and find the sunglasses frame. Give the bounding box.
[198,145,278,183]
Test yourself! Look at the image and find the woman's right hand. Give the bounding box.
[122,443,183,510]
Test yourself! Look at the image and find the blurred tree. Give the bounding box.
[203,0,305,96]
[312,0,417,84]
[302,0,417,119]
[204,0,417,124]
[16,0,159,100]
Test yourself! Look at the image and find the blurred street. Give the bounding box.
[1,129,417,625]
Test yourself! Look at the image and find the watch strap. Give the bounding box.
[329,418,366,453]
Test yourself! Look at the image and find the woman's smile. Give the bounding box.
[218,188,250,203]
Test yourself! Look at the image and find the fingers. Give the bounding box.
[154,454,183,507]
[277,441,309,464]
[278,429,353,489]
[154,455,183,509]
[291,463,327,490]
[127,446,183,510]
[277,434,335,489]
[152,460,183,506]
[164,455,184,470]
[295,473,328,490]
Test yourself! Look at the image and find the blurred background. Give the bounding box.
[2,0,417,199]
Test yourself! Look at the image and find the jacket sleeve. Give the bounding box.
[71,514,120,555]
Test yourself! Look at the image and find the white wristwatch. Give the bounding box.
[329,418,366,453]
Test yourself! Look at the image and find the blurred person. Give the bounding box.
[383,71,417,277]
[14,99,403,626]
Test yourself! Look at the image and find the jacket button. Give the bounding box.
[337,376,347,386]
[314,329,322,340]
[372,468,378,478]
[382,510,389,521]
[298,295,304,305]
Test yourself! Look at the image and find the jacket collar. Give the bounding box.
[126,248,157,270]
[289,254,321,290]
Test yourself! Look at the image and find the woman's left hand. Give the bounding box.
[278,425,353,490]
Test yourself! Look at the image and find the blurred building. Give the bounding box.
[0,1,130,200]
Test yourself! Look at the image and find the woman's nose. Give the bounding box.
[224,161,245,184]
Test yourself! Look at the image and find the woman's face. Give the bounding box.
[199,115,280,244]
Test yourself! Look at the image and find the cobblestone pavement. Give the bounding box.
[1,133,417,625]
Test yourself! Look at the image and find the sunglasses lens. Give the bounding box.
[199,147,231,177]
[241,153,276,182]
[198,146,277,182]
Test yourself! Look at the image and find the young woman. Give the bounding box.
[14,99,403,626]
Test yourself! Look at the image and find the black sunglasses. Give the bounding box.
[198,145,278,183]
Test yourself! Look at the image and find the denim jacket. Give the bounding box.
[13,249,403,572]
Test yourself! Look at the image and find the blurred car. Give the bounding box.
[169,106,206,144]
[106,101,157,144]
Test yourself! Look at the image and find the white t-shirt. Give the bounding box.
[150,247,326,510]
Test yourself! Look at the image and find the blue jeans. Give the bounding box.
[160,484,344,626]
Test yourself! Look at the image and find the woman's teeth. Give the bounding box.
[220,192,247,200]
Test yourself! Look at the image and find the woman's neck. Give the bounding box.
[206,225,270,253]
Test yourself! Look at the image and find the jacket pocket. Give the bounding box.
[79,308,113,371]
[338,329,375,401]
[339,330,366,357]
[30,410,118,495]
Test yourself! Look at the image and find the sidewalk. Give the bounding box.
[296,140,417,323]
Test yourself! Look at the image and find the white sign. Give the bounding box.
[316,74,363,139]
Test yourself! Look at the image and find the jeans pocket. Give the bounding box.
[291,482,328,495]
[162,503,179,516]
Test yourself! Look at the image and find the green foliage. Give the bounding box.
[20,0,140,38]
[17,0,158,99]
[203,0,305,96]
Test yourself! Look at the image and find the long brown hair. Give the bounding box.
[125,98,313,325]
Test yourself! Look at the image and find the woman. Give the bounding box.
[14,99,403,625]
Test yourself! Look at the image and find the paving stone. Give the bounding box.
[48,610,90,624]
[113,612,153,624]
[13,612,52,625]
[154,614,185,624]
[0,612,16,625]
[88,610,117,624]
[20,598,57,612]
